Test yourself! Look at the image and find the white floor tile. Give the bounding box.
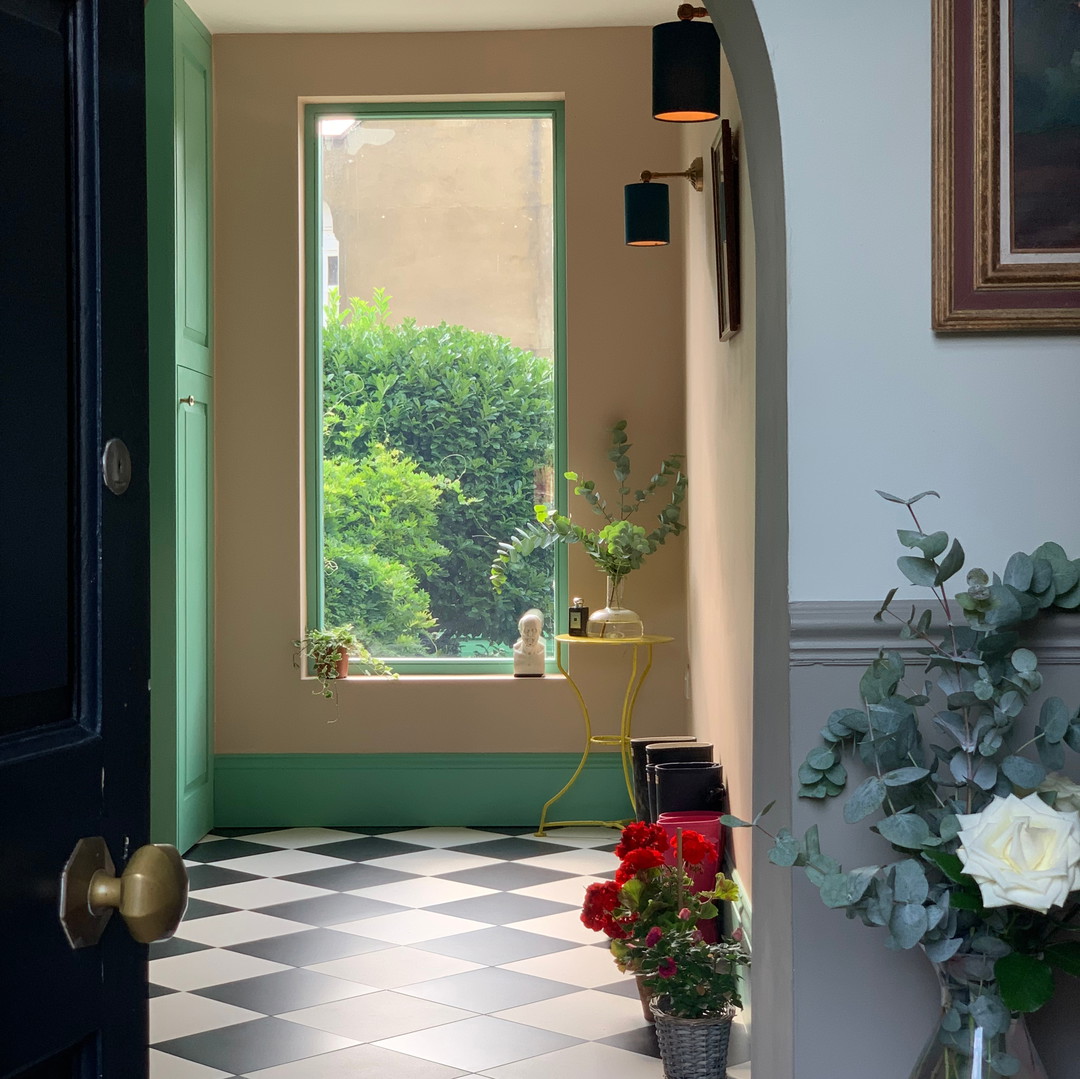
[378,827,509,848]
[174,910,312,947]
[149,992,263,1043]
[278,989,474,1041]
[519,827,618,848]
[501,944,622,988]
[503,910,600,946]
[194,834,228,844]
[335,910,489,945]
[309,946,484,990]
[150,949,291,991]
[364,850,500,876]
[190,878,334,909]
[492,988,647,1039]
[375,1015,579,1072]
[508,876,594,906]
[348,878,496,908]
[516,848,616,876]
[149,1048,233,1079]
[728,1064,752,1078]
[480,1041,663,1079]
[241,1043,469,1078]
[210,849,351,877]
[238,828,361,848]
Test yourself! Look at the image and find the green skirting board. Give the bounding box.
[214,752,632,828]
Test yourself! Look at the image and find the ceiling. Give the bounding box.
[187,0,676,36]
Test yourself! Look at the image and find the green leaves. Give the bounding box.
[844,777,887,823]
[995,952,1055,1013]
[876,813,935,850]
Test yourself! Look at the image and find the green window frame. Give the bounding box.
[303,100,567,675]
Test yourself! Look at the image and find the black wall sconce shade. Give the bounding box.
[652,14,721,122]
[625,181,670,246]
[624,158,703,247]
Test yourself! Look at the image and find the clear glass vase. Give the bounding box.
[585,574,644,638]
[909,956,1047,1079]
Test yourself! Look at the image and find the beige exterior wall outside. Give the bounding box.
[682,53,756,895]
[213,27,690,755]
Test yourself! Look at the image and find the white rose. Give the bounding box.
[955,793,1080,913]
[1038,772,1080,815]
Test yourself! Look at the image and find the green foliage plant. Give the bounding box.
[726,490,1080,1075]
[490,419,687,595]
[322,289,556,654]
[292,625,395,699]
[638,928,749,1021]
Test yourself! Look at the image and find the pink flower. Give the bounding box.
[732,926,744,942]
[691,929,704,942]
[645,926,663,947]
[677,907,692,920]
[658,957,677,978]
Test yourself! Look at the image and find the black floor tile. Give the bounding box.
[184,839,274,863]
[205,827,272,838]
[327,825,414,835]
[228,928,392,966]
[473,825,538,835]
[280,862,420,892]
[147,983,177,998]
[447,837,576,860]
[595,978,641,999]
[417,926,578,965]
[155,1016,349,1073]
[297,836,428,861]
[599,1026,661,1058]
[193,966,373,1015]
[425,892,576,925]
[186,864,262,890]
[150,936,211,960]
[258,891,409,927]
[184,897,236,921]
[438,862,577,891]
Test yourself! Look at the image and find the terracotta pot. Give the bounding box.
[335,648,350,680]
[635,974,656,1024]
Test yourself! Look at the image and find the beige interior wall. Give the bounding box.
[682,53,756,893]
[213,27,690,754]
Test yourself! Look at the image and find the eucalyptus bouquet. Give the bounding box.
[727,491,1080,1077]
[580,822,738,976]
[490,420,687,594]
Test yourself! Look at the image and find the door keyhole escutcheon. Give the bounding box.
[60,837,189,948]
[101,437,132,495]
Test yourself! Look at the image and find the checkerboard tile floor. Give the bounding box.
[152,825,752,1079]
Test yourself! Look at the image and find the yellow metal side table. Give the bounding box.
[535,634,674,836]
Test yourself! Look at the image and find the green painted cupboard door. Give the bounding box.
[176,367,213,852]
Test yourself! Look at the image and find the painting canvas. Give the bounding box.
[932,0,1080,330]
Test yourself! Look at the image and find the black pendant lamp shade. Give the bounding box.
[652,17,721,122]
[624,181,669,246]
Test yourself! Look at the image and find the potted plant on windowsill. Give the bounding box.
[292,624,395,699]
[490,420,687,638]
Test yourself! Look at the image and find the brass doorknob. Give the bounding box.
[60,838,189,948]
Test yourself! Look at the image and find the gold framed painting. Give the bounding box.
[932,0,1080,331]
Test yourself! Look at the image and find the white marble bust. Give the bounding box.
[513,608,545,677]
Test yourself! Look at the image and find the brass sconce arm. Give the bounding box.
[638,157,704,192]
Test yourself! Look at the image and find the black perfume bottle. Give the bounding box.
[568,596,589,637]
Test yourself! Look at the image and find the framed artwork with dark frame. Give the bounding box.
[711,119,741,340]
[932,0,1080,331]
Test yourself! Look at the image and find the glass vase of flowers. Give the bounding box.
[727,490,1080,1078]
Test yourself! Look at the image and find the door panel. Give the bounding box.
[0,0,150,1074]
[177,368,213,852]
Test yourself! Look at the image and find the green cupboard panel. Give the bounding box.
[177,368,213,851]
[175,7,211,375]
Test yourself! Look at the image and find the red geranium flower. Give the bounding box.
[658,957,678,978]
[614,821,668,860]
[671,829,716,867]
[580,880,630,939]
[615,846,665,885]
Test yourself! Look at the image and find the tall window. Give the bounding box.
[305,103,566,672]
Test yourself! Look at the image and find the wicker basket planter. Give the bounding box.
[650,1000,735,1079]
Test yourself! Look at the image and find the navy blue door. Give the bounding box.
[0,0,150,1074]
